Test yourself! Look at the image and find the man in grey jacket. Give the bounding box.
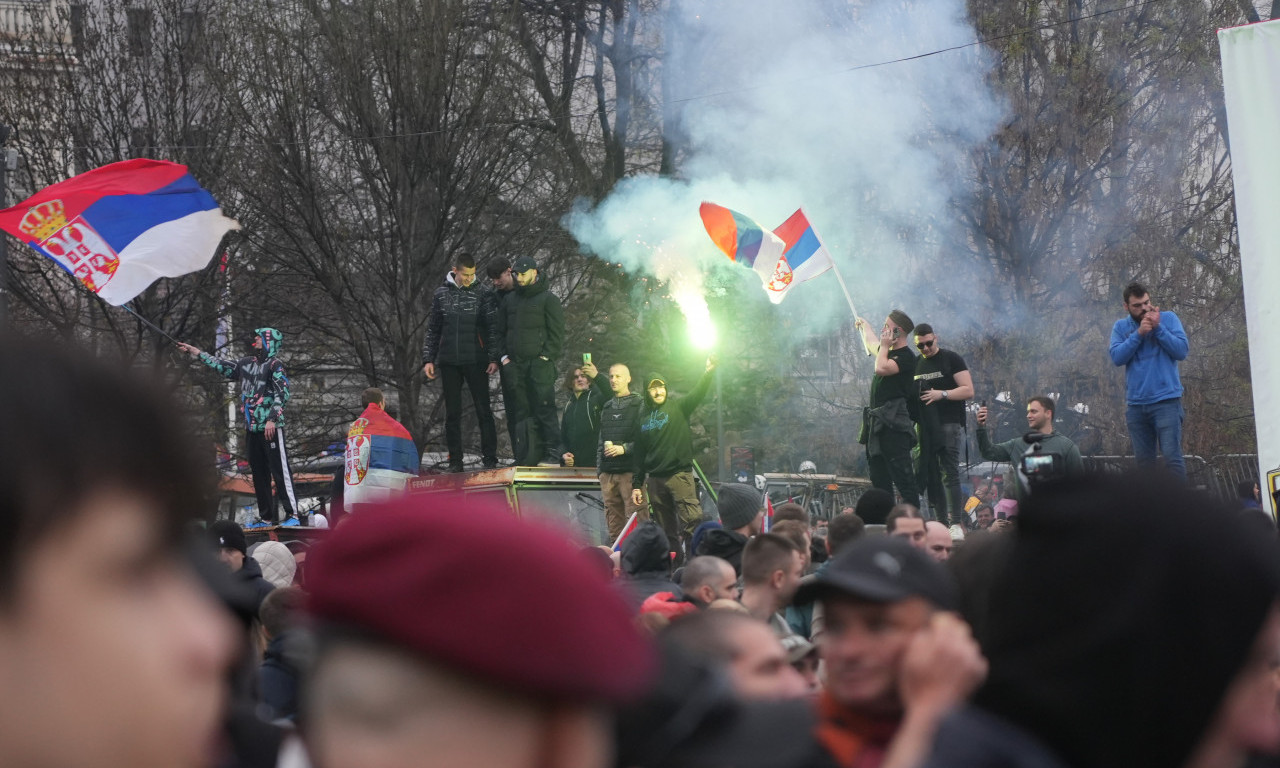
[975,395,1083,498]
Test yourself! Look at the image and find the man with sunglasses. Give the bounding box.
[911,324,973,527]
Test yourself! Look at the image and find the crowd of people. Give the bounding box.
[4,333,1279,768]
[177,247,1192,542]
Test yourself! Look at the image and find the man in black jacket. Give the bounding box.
[630,356,717,556]
[598,363,648,541]
[210,520,276,616]
[559,360,609,469]
[495,256,565,466]
[423,252,499,472]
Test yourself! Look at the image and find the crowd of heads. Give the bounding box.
[4,337,1280,768]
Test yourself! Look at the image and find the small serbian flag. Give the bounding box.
[612,510,640,551]
[768,208,834,304]
[699,202,787,285]
[0,159,239,305]
[763,495,776,532]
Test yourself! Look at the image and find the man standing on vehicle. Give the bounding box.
[598,364,647,541]
[179,328,297,523]
[630,357,717,557]
[495,256,564,466]
[911,323,974,526]
[855,310,921,508]
[422,251,500,472]
[1109,282,1189,478]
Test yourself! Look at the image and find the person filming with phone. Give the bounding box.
[975,395,1083,500]
[855,309,922,508]
[558,356,610,469]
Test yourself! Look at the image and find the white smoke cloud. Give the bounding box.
[566,0,1004,335]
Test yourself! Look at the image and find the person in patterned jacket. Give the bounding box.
[179,327,297,523]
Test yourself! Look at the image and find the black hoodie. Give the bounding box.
[696,527,750,577]
[620,522,679,610]
[632,368,714,487]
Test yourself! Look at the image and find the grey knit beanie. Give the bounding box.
[717,483,763,530]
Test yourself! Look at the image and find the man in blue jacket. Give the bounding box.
[1109,282,1190,478]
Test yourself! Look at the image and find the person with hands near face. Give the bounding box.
[1109,281,1189,479]
[558,359,610,469]
[855,310,921,509]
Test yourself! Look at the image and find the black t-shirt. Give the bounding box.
[871,346,917,407]
[914,348,969,424]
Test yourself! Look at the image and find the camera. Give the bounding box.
[1020,434,1066,485]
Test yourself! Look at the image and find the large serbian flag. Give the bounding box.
[767,208,835,304]
[699,202,787,284]
[0,159,239,305]
[344,404,420,511]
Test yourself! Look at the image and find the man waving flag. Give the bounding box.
[0,159,239,305]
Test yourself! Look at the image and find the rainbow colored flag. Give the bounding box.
[699,202,787,284]
[0,159,238,305]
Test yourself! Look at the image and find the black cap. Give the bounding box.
[209,519,247,555]
[512,255,538,273]
[794,535,956,610]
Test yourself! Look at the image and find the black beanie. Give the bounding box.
[716,484,762,530]
[210,520,247,555]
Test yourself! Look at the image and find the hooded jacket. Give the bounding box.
[620,522,679,610]
[695,527,749,577]
[422,272,498,367]
[494,274,564,362]
[632,369,714,487]
[199,327,290,432]
[559,372,611,467]
[237,553,277,615]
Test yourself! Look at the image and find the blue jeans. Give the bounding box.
[1126,398,1185,478]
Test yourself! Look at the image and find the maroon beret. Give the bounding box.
[306,494,656,704]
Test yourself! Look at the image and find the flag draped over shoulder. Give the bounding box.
[0,159,239,305]
[699,202,787,283]
[769,208,835,304]
[344,404,420,512]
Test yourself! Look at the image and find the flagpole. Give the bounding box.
[829,261,859,321]
[828,261,876,357]
[611,510,639,551]
[120,303,183,346]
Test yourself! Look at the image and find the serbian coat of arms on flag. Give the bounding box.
[0,158,239,305]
